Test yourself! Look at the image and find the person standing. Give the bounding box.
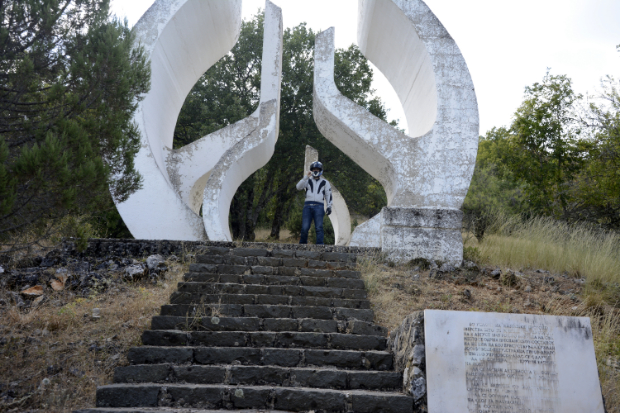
[296,161,333,244]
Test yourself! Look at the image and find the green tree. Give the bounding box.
[571,74,620,228]
[174,13,396,241]
[463,127,524,239]
[503,73,588,218]
[0,0,150,248]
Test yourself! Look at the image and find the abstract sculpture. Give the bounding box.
[115,0,283,242]
[303,146,352,246]
[314,0,479,264]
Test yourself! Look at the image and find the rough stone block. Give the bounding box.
[189,331,247,347]
[96,385,159,408]
[343,288,367,299]
[327,278,365,289]
[249,332,277,347]
[277,332,328,348]
[293,368,346,389]
[128,346,192,364]
[322,252,356,262]
[335,308,374,322]
[270,249,295,258]
[300,268,332,277]
[308,260,328,269]
[231,387,271,409]
[165,385,223,408]
[262,348,302,366]
[256,295,289,305]
[348,371,402,390]
[264,318,298,332]
[141,330,188,347]
[300,319,338,333]
[299,276,325,286]
[217,264,249,275]
[330,334,386,351]
[195,255,223,264]
[304,349,362,368]
[347,320,387,336]
[194,347,261,365]
[233,248,268,257]
[274,388,345,411]
[256,257,281,266]
[172,365,227,384]
[333,270,361,279]
[351,393,413,413]
[251,265,273,275]
[229,366,289,385]
[292,306,333,320]
[114,365,170,384]
[295,251,322,260]
[281,258,307,267]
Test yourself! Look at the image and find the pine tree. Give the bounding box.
[0,0,150,248]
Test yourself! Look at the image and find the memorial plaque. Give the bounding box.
[424,310,605,413]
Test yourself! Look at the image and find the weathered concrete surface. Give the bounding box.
[314,0,479,263]
[115,0,243,240]
[304,146,352,246]
[202,1,283,241]
[425,310,605,413]
[349,213,382,248]
[381,208,463,264]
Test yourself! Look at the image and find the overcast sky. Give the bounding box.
[110,0,620,135]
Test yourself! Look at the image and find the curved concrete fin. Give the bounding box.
[115,0,243,240]
[304,146,352,246]
[314,21,478,210]
[202,1,283,241]
[316,0,479,263]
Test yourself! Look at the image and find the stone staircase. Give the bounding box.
[77,246,414,413]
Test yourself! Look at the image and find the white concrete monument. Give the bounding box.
[424,310,605,413]
[115,0,283,242]
[202,2,283,241]
[315,0,479,264]
[303,146,352,246]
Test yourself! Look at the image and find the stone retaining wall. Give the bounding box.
[62,239,381,259]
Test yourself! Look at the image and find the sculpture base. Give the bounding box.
[380,207,463,266]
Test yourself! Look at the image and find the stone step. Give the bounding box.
[76,409,292,413]
[169,293,371,309]
[142,330,388,351]
[188,264,361,279]
[195,254,356,270]
[184,273,366,289]
[160,304,374,322]
[114,364,402,391]
[95,384,413,412]
[150,316,387,336]
[199,247,358,264]
[177,283,367,300]
[126,347,393,371]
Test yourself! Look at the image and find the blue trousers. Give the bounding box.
[300,202,324,244]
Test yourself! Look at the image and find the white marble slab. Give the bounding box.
[424,309,605,413]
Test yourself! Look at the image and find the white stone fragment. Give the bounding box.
[303,146,352,246]
[202,1,283,241]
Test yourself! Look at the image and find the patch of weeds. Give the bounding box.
[440,294,452,304]
[463,246,482,263]
[407,258,431,270]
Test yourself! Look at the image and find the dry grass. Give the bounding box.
[359,252,620,412]
[465,215,620,284]
[0,260,188,413]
